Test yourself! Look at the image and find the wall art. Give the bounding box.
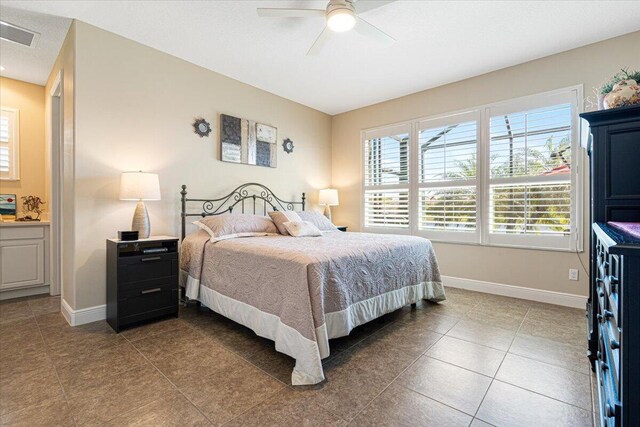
[193,117,212,137]
[0,194,17,220]
[220,114,277,168]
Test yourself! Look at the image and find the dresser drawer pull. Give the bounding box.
[601,361,609,371]
[140,256,162,262]
[604,310,614,319]
[141,287,162,295]
[599,291,605,298]
[605,403,615,417]
[611,340,620,350]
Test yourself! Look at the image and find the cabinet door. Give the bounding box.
[0,239,45,290]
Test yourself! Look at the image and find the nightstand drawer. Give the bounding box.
[118,281,177,318]
[118,253,178,283]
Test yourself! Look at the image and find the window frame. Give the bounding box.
[359,86,583,252]
[414,110,481,244]
[361,122,413,235]
[0,107,20,181]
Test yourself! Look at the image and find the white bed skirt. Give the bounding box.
[181,271,444,385]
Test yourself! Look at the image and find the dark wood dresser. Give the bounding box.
[581,104,640,427]
[106,236,179,332]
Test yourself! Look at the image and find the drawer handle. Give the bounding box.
[599,291,605,298]
[604,310,614,319]
[601,361,608,371]
[611,340,620,350]
[605,403,615,417]
[141,287,162,295]
[141,256,161,262]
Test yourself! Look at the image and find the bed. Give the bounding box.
[179,183,445,385]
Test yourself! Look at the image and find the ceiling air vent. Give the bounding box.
[0,21,40,48]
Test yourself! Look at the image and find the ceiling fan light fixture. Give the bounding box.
[326,4,356,32]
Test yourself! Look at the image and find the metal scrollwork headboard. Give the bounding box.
[180,183,306,240]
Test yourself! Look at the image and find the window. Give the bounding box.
[417,112,479,243]
[363,124,410,230]
[0,107,19,180]
[361,87,581,250]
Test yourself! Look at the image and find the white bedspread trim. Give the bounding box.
[196,282,326,386]
[324,281,444,339]
[180,270,201,301]
[180,272,444,386]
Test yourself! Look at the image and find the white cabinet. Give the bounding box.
[0,223,50,294]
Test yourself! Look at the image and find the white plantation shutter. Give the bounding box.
[0,108,19,180]
[486,95,576,249]
[360,87,580,250]
[417,112,480,242]
[363,124,410,229]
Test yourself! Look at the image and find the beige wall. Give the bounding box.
[45,22,76,305]
[331,31,640,297]
[71,22,332,310]
[0,77,46,214]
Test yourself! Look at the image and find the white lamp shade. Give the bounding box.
[319,188,339,206]
[119,171,161,201]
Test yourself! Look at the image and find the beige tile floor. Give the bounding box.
[0,287,595,426]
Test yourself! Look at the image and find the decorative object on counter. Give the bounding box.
[282,138,294,154]
[16,195,45,221]
[192,117,211,137]
[118,230,139,241]
[597,68,640,109]
[220,113,277,168]
[318,188,339,222]
[0,194,17,220]
[119,171,161,239]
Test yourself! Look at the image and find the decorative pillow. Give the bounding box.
[282,221,322,237]
[268,210,302,235]
[297,210,338,231]
[194,214,278,240]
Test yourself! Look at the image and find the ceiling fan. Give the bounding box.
[257,0,396,55]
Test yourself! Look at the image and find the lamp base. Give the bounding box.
[323,205,332,223]
[132,200,150,239]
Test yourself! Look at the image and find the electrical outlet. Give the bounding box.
[569,269,579,281]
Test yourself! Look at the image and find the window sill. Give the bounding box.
[427,238,584,254]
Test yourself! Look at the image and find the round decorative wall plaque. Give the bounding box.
[282,138,294,154]
[193,118,212,137]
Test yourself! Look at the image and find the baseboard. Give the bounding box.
[441,275,587,309]
[61,299,106,326]
[0,285,50,301]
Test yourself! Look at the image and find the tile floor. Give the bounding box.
[0,287,595,426]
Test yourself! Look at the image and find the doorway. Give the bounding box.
[49,72,63,296]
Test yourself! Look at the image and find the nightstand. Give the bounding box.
[336,226,348,232]
[106,236,179,332]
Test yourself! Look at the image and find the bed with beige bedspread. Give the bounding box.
[180,229,445,385]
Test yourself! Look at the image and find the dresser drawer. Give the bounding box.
[600,322,620,395]
[596,356,618,427]
[118,281,178,318]
[118,253,178,283]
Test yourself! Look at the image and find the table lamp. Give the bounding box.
[119,171,161,239]
[318,188,339,222]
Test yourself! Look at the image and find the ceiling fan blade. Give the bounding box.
[354,0,396,14]
[257,8,325,18]
[354,17,395,45]
[307,28,331,56]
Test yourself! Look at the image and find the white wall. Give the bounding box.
[72,22,332,310]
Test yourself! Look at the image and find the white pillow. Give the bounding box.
[282,221,322,237]
[297,211,338,231]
